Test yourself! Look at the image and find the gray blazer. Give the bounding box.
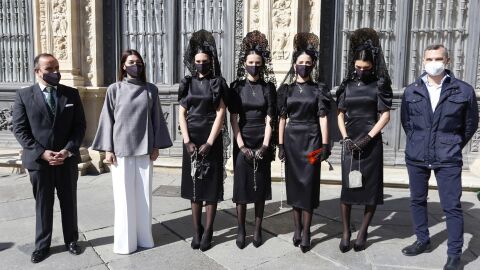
[92,79,172,157]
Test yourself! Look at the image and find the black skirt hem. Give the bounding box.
[232,197,272,204]
[340,199,383,206]
[181,195,224,203]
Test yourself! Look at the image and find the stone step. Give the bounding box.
[153,156,480,191]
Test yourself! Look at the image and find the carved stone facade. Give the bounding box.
[1,0,479,174]
[244,0,321,83]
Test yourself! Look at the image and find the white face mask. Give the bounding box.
[424,61,445,76]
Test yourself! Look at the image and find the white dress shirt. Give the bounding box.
[421,74,449,112]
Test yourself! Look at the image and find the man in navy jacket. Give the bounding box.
[400,44,478,270]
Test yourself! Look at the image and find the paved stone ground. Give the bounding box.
[1,169,479,270]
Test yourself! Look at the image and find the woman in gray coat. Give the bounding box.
[92,49,172,254]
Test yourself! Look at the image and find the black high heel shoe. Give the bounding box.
[292,231,302,247]
[236,228,246,249]
[199,229,213,251]
[339,231,351,253]
[353,232,368,252]
[300,232,311,253]
[253,230,263,248]
[191,225,204,249]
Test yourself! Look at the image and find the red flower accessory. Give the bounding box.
[307,148,322,165]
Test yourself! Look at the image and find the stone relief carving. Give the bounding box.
[272,0,291,28]
[249,0,260,30]
[82,0,94,85]
[39,0,48,53]
[272,32,290,60]
[51,0,68,60]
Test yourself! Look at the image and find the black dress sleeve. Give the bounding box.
[335,80,348,112]
[210,76,227,109]
[277,84,289,118]
[227,80,242,114]
[377,77,393,112]
[317,82,332,117]
[178,75,191,108]
[266,82,277,118]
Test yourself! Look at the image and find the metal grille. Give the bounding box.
[180,0,225,77]
[407,0,469,83]
[0,0,33,83]
[121,0,167,84]
[340,0,396,84]
[338,0,471,88]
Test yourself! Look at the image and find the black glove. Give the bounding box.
[355,135,372,151]
[278,144,285,161]
[320,144,331,161]
[198,142,212,156]
[240,145,254,160]
[184,142,196,156]
[255,145,269,159]
[343,137,359,153]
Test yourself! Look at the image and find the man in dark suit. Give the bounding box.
[401,45,478,270]
[12,53,86,263]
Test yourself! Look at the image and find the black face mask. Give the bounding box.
[296,65,314,78]
[43,72,61,86]
[195,63,211,75]
[355,68,374,81]
[245,65,261,77]
[125,65,143,78]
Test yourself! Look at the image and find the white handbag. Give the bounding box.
[347,149,363,189]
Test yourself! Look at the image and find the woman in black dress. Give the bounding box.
[228,31,277,249]
[178,30,228,251]
[336,28,392,252]
[277,33,332,252]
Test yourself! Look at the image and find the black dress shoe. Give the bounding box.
[199,229,213,251]
[353,232,368,252]
[401,240,431,256]
[191,225,204,249]
[292,230,302,247]
[339,231,351,253]
[252,231,263,248]
[299,232,311,253]
[444,256,461,270]
[67,242,81,255]
[236,229,246,249]
[292,237,301,247]
[31,248,49,263]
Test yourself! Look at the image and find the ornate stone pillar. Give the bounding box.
[34,0,84,86]
[243,0,321,84]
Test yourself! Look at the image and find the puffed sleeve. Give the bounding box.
[277,84,289,118]
[178,75,191,108]
[377,77,393,112]
[266,82,277,118]
[150,84,173,149]
[335,80,347,112]
[92,83,117,152]
[210,76,227,109]
[227,80,242,114]
[317,82,332,117]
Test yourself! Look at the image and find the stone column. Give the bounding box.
[34,0,84,86]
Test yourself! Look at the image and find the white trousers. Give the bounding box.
[111,155,154,254]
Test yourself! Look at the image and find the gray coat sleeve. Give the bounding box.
[150,84,173,149]
[91,84,117,152]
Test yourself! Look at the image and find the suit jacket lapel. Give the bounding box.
[55,85,67,115]
[32,83,53,124]
[53,85,67,127]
